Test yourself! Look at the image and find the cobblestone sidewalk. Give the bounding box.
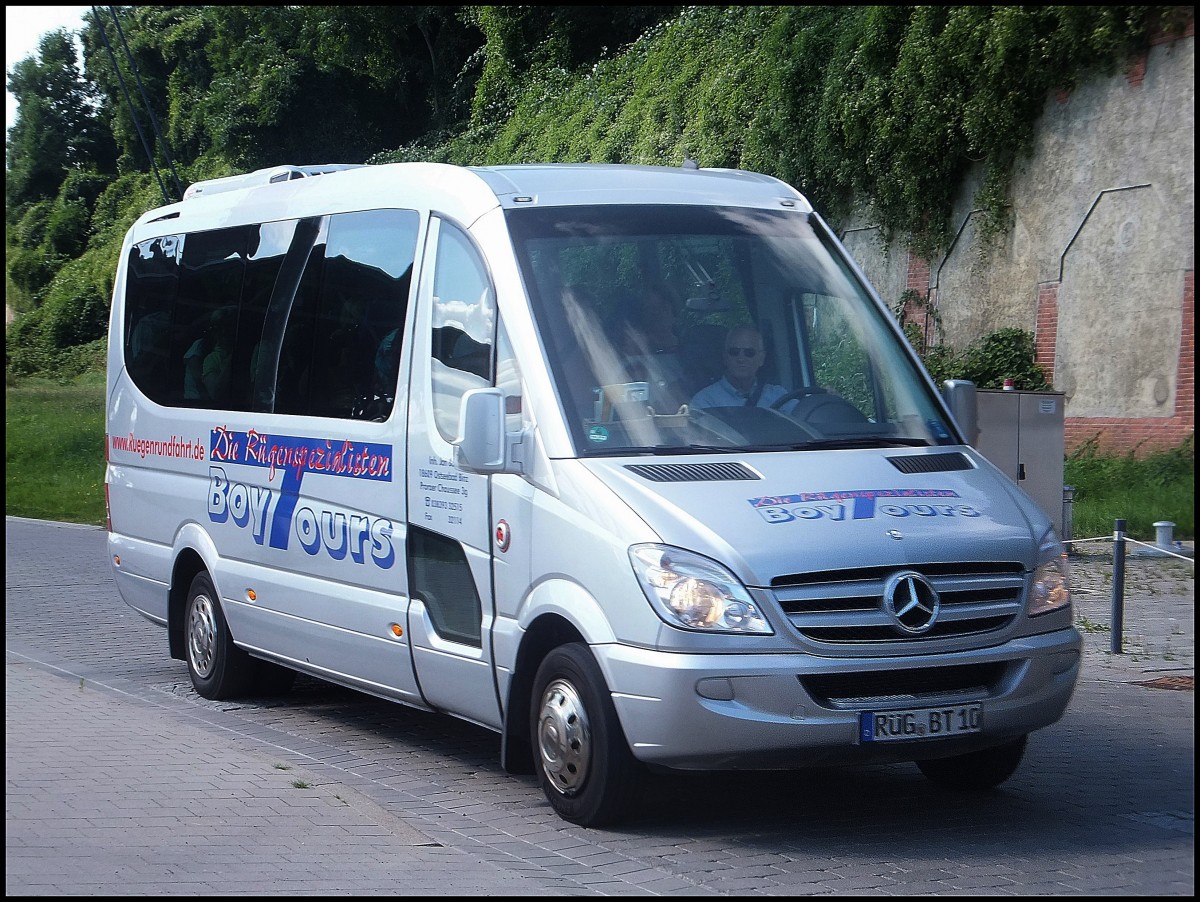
[1067,541,1193,684]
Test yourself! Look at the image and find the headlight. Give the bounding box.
[629,544,772,634]
[1029,532,1071,617]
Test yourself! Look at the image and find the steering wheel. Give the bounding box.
[771,387,869,429]
[769,386,826,410]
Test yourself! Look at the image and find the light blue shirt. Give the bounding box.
[690,376,789,409]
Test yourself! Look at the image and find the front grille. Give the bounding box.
[800,662,1008,707]
[772,562,1026,644]
[772,560,1022,588]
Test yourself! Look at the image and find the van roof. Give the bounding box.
[466,163,809,211]
[181,164,366,200]
[134,162,812,239]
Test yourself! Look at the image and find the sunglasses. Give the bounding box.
[726,346,760,358]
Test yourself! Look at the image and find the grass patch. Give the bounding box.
[1064,436,1194,541]
[1075,614,1110,634]
[6,374,107,526]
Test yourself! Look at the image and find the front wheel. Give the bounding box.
[184,571,255,700]
[531,643,642,827]
[916,735,1028,790]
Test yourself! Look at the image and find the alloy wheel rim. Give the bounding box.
[537,677,592,796]
[187,592,217,678]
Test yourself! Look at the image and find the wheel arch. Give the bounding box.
[499,612,585,775]
[166,520,223,661]
[167,548,208,660]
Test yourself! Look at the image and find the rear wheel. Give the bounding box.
[916,735,1028,790]
[531,643,642,827]
[184,571,255,700]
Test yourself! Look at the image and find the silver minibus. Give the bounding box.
[105,161,1081,825]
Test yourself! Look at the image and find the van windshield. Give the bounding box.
[506,205,957,456]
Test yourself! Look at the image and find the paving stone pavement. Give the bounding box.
[1066,541,1194,684]
[5,518,1194,896]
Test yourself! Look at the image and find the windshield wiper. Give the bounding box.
[650,444,739,454]
[582,444,734,457]
[788,436,933,450]
[582,436,932,456]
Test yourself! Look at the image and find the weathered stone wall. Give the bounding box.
[844,27,1194,456]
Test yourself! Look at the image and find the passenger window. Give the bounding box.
[305,209,418,419]
[120,209,418,420]
[124,235,183,403]
[234,221,295,411]
[430,221,494,440]
[274,219,328,416]
[249,218,320,412]
[171,227,251,408]
[276,210,419,419]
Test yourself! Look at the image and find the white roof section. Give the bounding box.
[466,163,810,211]
[180,164,367,199]
[131,161,813,241]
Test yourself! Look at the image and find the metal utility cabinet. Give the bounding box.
[974,389,1067,537]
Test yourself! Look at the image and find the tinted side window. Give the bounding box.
[231,221,295,411]
[121,209,418,419]
[124,235,183,402]
[250,218,320,413]
[273,219,329,416]
[167,227,251,408]
[303,209,419,420]
[407,525,482,647]
[274,211,419,419]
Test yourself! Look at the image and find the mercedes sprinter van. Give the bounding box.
[105,161,1081,826]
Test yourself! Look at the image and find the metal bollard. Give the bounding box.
[1111,519,1125,655]
[1062,485,1074,553]
[1154,520,1176,550]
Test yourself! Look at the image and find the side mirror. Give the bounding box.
[942,379,979,446]
[453,388,506,472]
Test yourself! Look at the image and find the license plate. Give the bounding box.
[859,703,982,743]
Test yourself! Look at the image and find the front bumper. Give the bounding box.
[598,627,1082,770]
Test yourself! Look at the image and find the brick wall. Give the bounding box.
[1061,270,1194,456]
[899,253,934,345]
[906,256,1193,459]
[1034,283,1059,382]
[1061,15,1196,457]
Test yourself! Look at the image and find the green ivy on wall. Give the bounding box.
[385,5,1190,261]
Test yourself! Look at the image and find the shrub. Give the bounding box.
[957,328,1049,390]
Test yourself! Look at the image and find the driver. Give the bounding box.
[689,325,792,409]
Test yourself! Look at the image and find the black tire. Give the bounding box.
[530,643,642,827]
[916,735,1028,790]
[184,571,255,700]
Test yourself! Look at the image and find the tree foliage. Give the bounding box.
[77,6,486,176]
[6,28,116,212]
[399,5,1185,258]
